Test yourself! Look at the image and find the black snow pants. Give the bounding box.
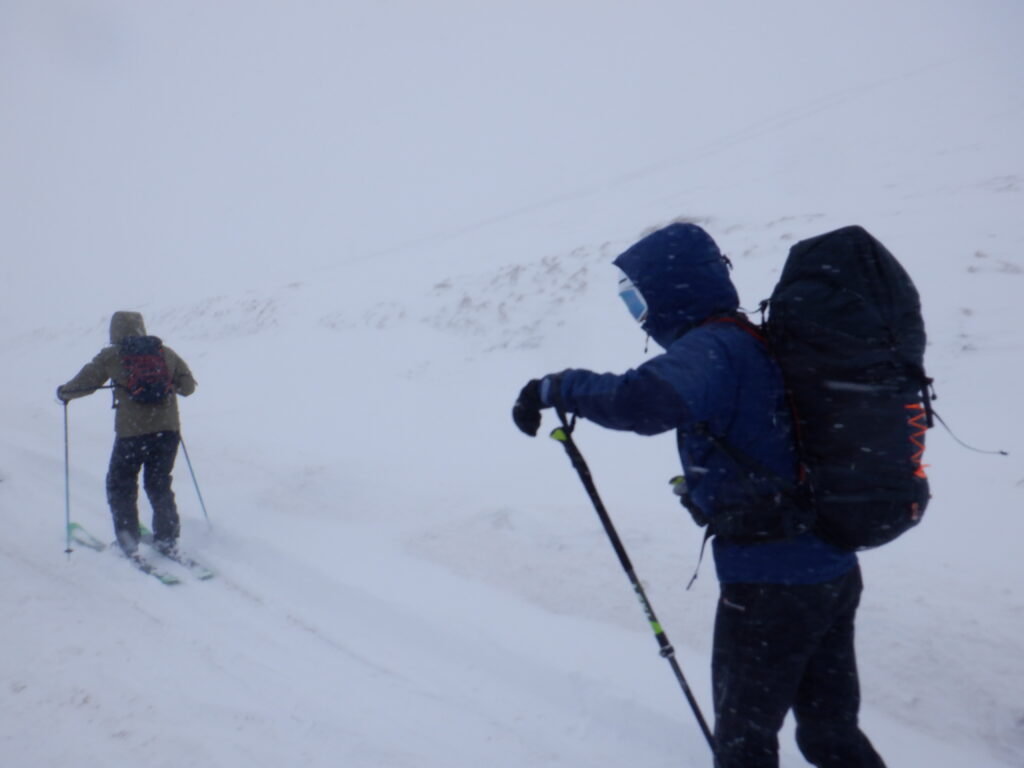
[712,565,886,768]
[106,430,181,547]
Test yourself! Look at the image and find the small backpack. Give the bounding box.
[765,225,932,550]
[119,336,174,404]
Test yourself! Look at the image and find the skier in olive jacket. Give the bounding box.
[57,311,196,556]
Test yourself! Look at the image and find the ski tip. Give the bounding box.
[67,522,108,552]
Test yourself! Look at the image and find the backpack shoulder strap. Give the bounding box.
[701,312,768,345]
[703,311,813,484]
[691,421,799,498]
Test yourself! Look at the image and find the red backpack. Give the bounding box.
[119,336,174,404]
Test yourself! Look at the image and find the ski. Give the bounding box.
[152,547,215,580]
[127,551,181,585]
[138,525,215,580]
[68,522,182,585]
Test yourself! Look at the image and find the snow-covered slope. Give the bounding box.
[2,2,1023,766]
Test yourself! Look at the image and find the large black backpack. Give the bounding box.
[765,225,932,550]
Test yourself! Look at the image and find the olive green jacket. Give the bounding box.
[58,312,197,438]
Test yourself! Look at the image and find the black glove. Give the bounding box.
[512,378,547,436]
[55,385,69,403]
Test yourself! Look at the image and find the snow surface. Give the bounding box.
[2,1,1023,766]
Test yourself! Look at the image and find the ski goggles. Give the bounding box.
[617,273,648,324]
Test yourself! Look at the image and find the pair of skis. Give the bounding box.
[68,522,214,585]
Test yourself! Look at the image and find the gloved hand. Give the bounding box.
[512,378,548,436]
[55,385,69,403]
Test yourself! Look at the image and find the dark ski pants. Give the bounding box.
[712,566,885,768]
[106,430,181,546]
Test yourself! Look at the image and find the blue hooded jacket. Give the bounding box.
[552,223,855,584]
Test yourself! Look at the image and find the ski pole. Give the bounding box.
[179,435,210,527]
[63,401,72,556]
[549,409,717,759]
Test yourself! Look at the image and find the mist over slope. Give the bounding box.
[2,2,1023,766]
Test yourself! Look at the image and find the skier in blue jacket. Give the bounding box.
[513,223,885,768]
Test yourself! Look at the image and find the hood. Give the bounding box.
[613,223,738,348]
[109,311,147,344]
